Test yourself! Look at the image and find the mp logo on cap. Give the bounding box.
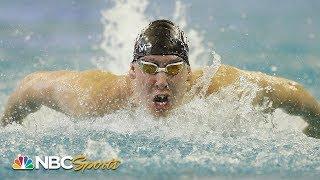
[138,43,152,52]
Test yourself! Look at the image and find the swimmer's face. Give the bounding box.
[129,55,191,116]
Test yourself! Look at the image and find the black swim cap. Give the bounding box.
[133,19,189,65]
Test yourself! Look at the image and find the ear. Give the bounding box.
[129,63,136,79]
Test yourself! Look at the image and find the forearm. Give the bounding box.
[1,90,41,126]
[1,72,47,126]
[280,87,320,127]
[287,92,320,138]
[0,70,94,126]
[247,71,320,126]
[256,77,320,137]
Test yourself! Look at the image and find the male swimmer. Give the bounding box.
[1,20,320,138]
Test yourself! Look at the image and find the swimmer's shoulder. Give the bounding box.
[191,64,242,93]
[209,64,243,93]
[77,69,128,90]
[77,69,132,110]
[78,69,119,82]
[192,64,303,97]
[234,65,300,88]
[21,69,126,90]
[215,65,299,88]
[192,64,241,79]
[26,69,116,77]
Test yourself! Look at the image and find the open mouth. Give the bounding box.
[153,94,170,110]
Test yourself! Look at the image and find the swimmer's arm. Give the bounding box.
[1,70,131,126]
[1,73,45,126]
[1,71,86,126]
[0,70,94,126]
[205,65,320,137]
[251,73,320,138]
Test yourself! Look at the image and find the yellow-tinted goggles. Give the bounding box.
[138,60,185,76]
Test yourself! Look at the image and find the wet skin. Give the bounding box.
[1,55,320,138]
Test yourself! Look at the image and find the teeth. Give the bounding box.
[154,94,168,103]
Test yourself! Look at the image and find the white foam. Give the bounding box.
[13,77,308,144]
[93,0,150,74]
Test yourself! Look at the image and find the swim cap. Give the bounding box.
[133,19,189,65]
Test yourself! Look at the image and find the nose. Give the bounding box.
[155,72,169,90]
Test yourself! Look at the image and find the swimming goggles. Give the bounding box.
[138,60,185,76]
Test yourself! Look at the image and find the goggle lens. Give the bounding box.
[141,63,158,74]
[166,64,183,75]
[139,61,184,76]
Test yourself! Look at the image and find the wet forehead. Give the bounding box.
[141,55,183,66]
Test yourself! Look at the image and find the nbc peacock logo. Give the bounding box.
[12,154,34,170]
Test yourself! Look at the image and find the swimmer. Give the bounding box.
[1,20,320,138]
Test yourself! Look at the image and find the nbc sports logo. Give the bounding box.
[12,154,34,170]
[11,154,121,171]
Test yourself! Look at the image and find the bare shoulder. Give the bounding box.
[75,70,131,115]
[22,69,120,85]
[23,70,76,80]
[79,69,117,79]
[77,69,120,86]
[194,64,302,95]
[240,67,302,90]
[16,70,77,92]
[214,64,241,80]
[42,69,128,97]
[191,64,240,81]
[19,69,124,99]
[214,64,301,88]
[195,64,242,94]
[27,69,129,116]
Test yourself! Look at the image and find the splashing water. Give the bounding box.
[1,0,320,179]
[94,0,213,74]
[1,78,319,179]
